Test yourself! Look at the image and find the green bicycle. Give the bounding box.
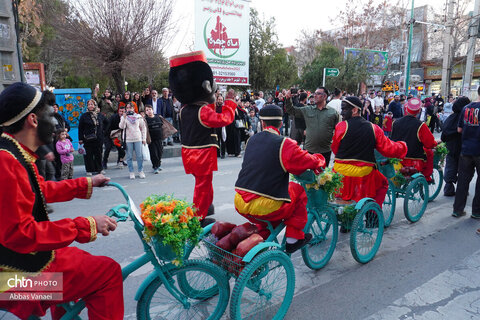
[0,182,230,320]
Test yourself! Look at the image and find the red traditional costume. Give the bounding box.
[332,116,407,206]
[234,126,325,240]
[180,100,236,219]
[0,133,123,320]
[169,51,236,220]
[390,98,437,181]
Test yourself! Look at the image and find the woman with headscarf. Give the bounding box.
[441,96,471,196]
[78,99,106,175]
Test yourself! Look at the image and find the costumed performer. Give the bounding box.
[0,82,123,320]
[390,97,437,182]
[234,105,326,253]
[169,51,237,227]
[332,96,407,206]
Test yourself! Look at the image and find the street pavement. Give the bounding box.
[8,145,480,319]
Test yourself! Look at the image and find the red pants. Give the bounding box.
[237,182,308,240]
[339,170,389,208]
[402,149,434,182]
[193,173,213,219]
[0,247,124,320]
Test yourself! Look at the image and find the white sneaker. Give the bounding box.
[129,172,135,180]
[100,170,106,175]
[86,172,93,176]
[139,171,146,179]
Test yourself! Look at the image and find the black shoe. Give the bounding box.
[167,142,174,146]
[452,211,466,218]
[207,204,215,216]
[102,163,107,170]
[340,226,350,233]
[285,233,312,254]
[163,142,167,146]
[220,154,225,159]
[200,218,216,228]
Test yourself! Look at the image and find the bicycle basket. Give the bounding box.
[293,170,317,184]
[377,162,395,179]
[433,153,443,169]
[306,188,328,208]
[151,237,177,261]
[203,238,245,277]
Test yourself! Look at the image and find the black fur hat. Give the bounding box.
[169,51,216,105]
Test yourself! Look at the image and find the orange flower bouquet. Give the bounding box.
[140,195,202,265]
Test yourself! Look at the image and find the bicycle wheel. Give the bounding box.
[350,201,384,264]
[382,181,396,227]
[136,259,229,320]
[428,168,443,202]
[230,250,295,320]
[301,207,338,270]
[404,176,429,222]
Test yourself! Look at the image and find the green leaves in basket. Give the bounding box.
[140,194,202,265]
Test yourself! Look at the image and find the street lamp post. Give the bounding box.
[404,0,415,95]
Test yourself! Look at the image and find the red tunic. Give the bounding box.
[332,121,407,204]
[235,127,325,239]
[0,134,123,320]
[401,122,437,180]
[181,99,236,175]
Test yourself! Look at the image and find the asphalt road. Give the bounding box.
[5,146,480,319]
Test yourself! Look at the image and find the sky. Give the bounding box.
[166,0,440,57]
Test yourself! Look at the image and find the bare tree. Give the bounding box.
[56,0,174,93]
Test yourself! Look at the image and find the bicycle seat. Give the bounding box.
[328,198,356,207]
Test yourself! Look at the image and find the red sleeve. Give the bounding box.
[199,99,236,128]
[0,152,96,254]
[418,122,437,149]
[373,124,408,159]
[331,121,347,154]
[281,138,325,175]
[41,175,93,203]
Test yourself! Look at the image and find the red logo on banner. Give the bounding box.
[207,16,239,55]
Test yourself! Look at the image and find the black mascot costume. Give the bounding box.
[169,51,237,226]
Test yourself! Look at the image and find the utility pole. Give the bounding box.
[404,0,415,94]
[462,0,480,98]
[441,0,455,98]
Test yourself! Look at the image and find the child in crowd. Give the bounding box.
[383,111,393,137]
[55,129,74,180]
[371,106,384,128]
[144,105,164,174]
[248,109,260,134]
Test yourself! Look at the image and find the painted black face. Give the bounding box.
[37,106,55,145]
[340,106,353,121]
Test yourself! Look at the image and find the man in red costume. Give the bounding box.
[390,97,437,182]
[332,96,407,206]
[0,82,123,320]
[169,51,237,226]
[234,105,325,253]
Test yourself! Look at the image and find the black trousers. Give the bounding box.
[453,155,480,214]
[84,141,103,173]
[282,113,290,136]
[444,151,460,184]
[215,127,226,157]
[102,135,114,165]
[148,139,163,169]
[321,151,332,167]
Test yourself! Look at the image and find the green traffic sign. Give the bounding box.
[325,68,339,77]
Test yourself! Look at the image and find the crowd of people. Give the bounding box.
[2,56,480,318]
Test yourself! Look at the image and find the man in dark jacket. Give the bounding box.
[441,97,471,196]
[144,105,163,173]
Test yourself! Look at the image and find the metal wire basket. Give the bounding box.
[203,238,246,277]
